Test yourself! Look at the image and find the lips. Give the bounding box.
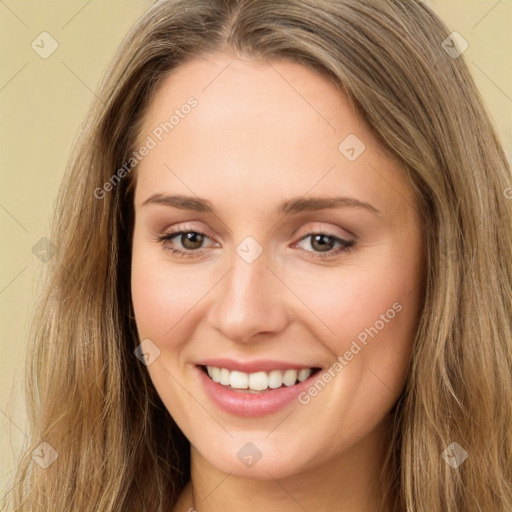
[196,357,319,373]
[195,359,323,416]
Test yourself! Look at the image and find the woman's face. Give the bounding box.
[131,53,424,479]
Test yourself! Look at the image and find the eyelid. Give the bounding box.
[163,221,353,244]
[164,222,217,242]
[292,222,355,241]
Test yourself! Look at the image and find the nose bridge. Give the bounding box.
[206,244,289,342]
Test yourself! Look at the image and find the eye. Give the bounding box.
[293,232,354,260]
[155,225,355,260]
[156,227,216,258]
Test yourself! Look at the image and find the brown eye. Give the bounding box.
[294,232,354,260]
[310,234,337,252]
[156,229,214,257]
[179,232,206,250]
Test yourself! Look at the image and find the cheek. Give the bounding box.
[301,247,422,410]
[304,254,420,348]
[130,241,202,429]
[131,261,172,342]
[295,261,420,457]
[130,238,206,343]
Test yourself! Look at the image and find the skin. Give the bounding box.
[130,52,425,512]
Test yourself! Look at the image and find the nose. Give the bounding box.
[206,248,291,344]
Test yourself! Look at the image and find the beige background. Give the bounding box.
[1,0,511,497]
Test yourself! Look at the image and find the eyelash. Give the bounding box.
[155,225,355,261]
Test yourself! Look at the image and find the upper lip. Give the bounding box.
[196,358,321,373]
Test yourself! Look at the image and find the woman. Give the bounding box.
[6,0,512,511]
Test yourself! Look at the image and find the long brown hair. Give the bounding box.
[5,1,512,510]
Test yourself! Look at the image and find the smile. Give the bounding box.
[203,365,320,392]
[196,361,323,416]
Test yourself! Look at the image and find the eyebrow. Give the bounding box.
[141,193,381,216]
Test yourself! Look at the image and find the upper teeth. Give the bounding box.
[206,366,313,391]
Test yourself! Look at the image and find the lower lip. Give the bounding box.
[196,366,318,417]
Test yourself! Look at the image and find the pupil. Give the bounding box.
[313,234,332,252]
[183,232,203,249]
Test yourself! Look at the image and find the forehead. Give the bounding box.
[137,54,379,148]
[133,54,416,220]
